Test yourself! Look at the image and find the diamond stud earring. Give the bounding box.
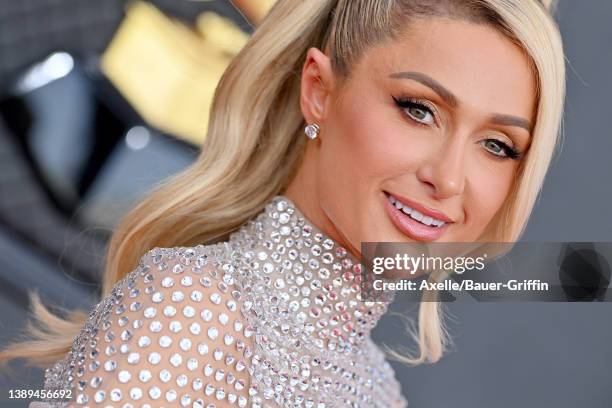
[304,123,320,140]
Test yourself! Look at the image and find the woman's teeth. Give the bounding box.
[387,194,446,228]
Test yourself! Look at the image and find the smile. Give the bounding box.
[387,194,446,227]
[383,191,453,242]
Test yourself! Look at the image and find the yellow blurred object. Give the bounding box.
[229,0,277,24]
[196,12,249,53]
[101,1,250,145]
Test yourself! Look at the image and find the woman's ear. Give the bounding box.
[299,47,336,127]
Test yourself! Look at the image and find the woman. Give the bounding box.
[1,0,565,406]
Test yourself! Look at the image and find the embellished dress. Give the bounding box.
[35,195,408,407]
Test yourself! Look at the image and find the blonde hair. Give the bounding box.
[0,0,565,368]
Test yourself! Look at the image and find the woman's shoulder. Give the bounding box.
[127,242,239,308]
[121,242,238,301]
[138,242,233,277]
[45,243,254,406]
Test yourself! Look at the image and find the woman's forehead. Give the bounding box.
[353,18,537,122]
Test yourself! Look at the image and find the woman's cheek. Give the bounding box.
[470,171,514,235]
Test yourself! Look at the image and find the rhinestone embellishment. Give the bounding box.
[39,196,407,407]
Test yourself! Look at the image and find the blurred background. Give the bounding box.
[0,1,610,407]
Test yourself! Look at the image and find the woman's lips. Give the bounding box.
[382,192,451,241]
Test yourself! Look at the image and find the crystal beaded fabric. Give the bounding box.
[36,195,408,407]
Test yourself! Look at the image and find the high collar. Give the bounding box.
[228,195,391,356]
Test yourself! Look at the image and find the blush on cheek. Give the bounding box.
[340,110,408,174]
[461,151,516,231]
[470,185,514,240]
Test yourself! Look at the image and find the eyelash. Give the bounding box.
[392,96,522,161]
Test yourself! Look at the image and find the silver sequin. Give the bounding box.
[38,196,407,407]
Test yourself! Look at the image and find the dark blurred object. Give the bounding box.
[558,243,611,301]
[1,53,124,215]
[0,54,108,291]
[0,51,201,285]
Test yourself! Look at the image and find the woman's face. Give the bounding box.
[289,17,536,257]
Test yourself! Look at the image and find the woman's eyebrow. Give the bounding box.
[489,113,532,133]
[389,71,459,108]
[389,70,532,132]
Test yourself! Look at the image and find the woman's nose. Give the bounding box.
[416,135,467,199]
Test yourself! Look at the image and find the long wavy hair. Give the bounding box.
[0,0,564,368]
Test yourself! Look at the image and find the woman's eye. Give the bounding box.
[407,105,434,124]
[480,139,520,160]
[393,97,436,125]
[483,140,504,156]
